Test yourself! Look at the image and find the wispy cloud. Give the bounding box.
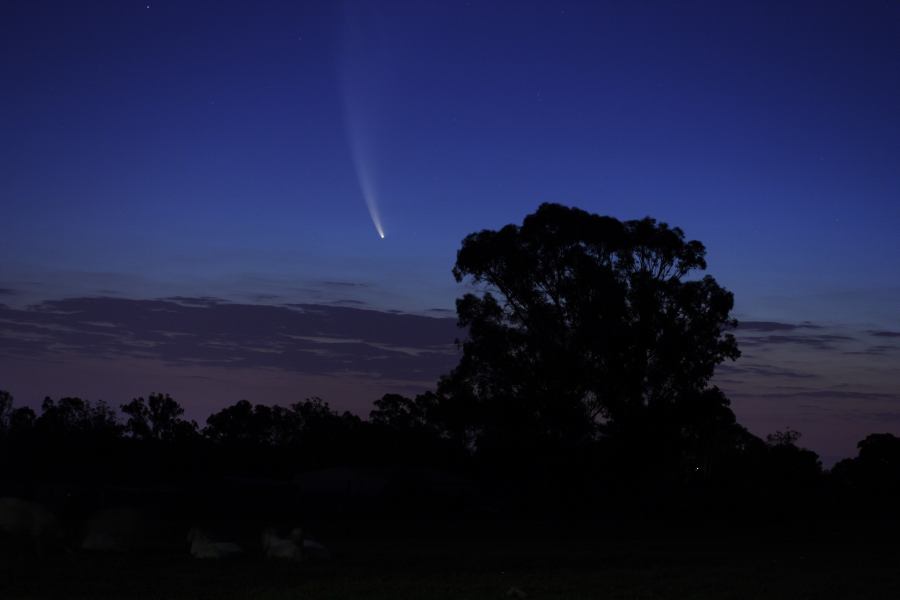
[0,297,463,382]
[869,330,900,338]
[730,389,899,402]
[319,280,371,288]
[716,363,818,379]
[735,321,821,332]
[737,333,854,349]
[843,344,900,356]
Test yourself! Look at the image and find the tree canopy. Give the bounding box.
[437,203,741,470]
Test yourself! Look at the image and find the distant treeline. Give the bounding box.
[2,389,899,529]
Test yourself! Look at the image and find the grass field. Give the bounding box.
[3,535,900,599]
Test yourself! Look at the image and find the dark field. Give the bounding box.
[3,535,900,599]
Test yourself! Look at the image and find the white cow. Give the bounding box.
[261,527,302,560]
[0,497,63,555]
[290,527,332,560]
[187,527,243,559]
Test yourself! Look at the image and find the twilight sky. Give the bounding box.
[2,1,899,464]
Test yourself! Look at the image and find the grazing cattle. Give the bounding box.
[290,527,332,560]
[261,527,302,560]
[0,497,63,555]
[187,527,243,559]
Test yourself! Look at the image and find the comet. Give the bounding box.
[345,113,386,239]
[339,1,390,240]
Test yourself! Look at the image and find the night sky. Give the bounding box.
[2,0,899,465]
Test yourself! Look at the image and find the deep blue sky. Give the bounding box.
[2,1,899,463]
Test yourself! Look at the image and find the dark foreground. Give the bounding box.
[3,535,900,599]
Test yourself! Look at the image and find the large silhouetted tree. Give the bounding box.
[438,203,741,473]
